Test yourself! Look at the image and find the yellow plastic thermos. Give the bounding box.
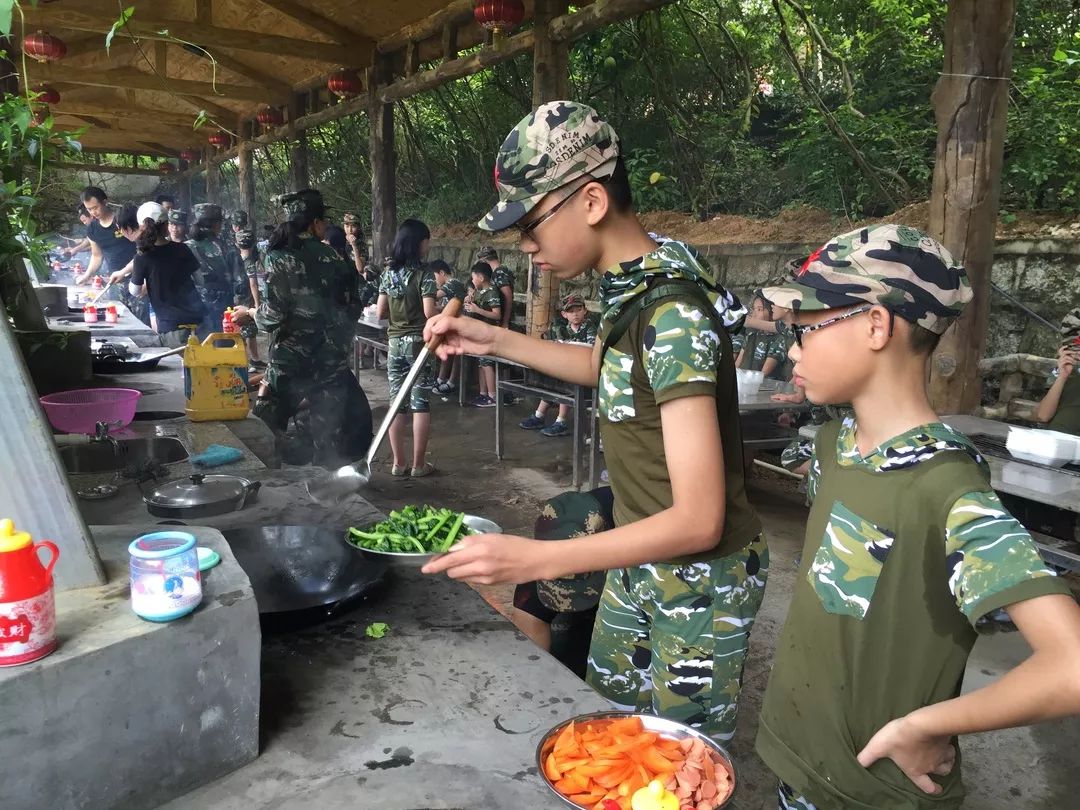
[183,333,250,421]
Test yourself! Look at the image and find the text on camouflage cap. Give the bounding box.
[479,100,620,232]
[760,224,971,335]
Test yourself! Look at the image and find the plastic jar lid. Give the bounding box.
[128,531,196,559]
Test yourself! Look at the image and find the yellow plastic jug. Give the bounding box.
[183,333,250,422]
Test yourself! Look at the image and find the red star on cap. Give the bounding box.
[799,247,823,276]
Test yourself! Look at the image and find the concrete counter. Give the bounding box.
[162,566,611,809]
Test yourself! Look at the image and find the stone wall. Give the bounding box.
[429,237,1080,360]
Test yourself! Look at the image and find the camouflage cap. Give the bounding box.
[479,100,620,232]
[276,188,326,218]
[343,212,361,226]
[534,490,612,613]
[232,210,249,228]
[760,224,971,335]
[560,293,585,310]
[167,209,187,226]
[476,245,499,261]
[1062,307,1080,350]
[192,203,223,223]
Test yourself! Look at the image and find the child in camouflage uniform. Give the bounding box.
[736,292,791,380]
[1033,306,1080,435]
[755,225,1080,810]
[476,246,515,329]
[465,261,504,407]
[430,259,466,395]
[519,293,598,437]
[376,218,439,477]
[423,101,766,744]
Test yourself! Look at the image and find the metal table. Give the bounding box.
[354,316,388,372]
[493,355,601,491]
[738,389,811,451]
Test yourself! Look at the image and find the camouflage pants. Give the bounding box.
[778,781,818,810]
[253,367,371,468]
[585,535,769,742]
[387,335,430,414]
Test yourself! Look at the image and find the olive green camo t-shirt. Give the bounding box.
[596,297,762,562]
[468,285,503,323]
[379,265,437,338]
[757,418,1070,809]
[1048,373,1080,436]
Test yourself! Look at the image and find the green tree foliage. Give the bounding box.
[75,0,1080,225]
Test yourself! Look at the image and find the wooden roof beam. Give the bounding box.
[550,0,676,41]
[175,43,293,97]
[377,0,478,54]
[52,103,206,129]
[47,160,174,176]
[21,3,367,66]
[255,0,374,50]
[28,63,282,103]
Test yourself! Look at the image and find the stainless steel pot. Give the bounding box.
[143,473,261,519]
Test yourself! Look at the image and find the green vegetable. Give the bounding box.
[365,622,389,639]
[346,505,476,554]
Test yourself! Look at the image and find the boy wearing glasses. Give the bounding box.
[422,101,766,742]
[755,225,1080,809]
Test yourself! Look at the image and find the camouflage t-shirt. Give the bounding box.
[738,329,787,377]
[598,285,761,561]
[492,265,514,326]
[378,265,437,337]
[546,319,597,345]
[440,277,467,306]
[807,417,1063,623]
[467,285,503,323]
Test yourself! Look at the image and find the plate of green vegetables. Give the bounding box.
[345,505,501,567]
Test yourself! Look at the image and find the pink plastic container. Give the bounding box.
[38,388,142,435]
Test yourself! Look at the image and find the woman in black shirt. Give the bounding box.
[123,202,208,346]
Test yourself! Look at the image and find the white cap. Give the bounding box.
[136,201,166,224]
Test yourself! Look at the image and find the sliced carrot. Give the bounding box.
[545,752,562,782]
[641,746,678,774]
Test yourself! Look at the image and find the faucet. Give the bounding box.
[92,421,122,455]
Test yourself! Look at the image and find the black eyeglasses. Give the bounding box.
[514,180,591,242]
[790,305,873,347]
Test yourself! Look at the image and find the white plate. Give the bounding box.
[344,515,502,567]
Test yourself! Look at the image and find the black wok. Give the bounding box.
[220,525,389,627]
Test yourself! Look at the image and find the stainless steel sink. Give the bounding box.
[59,437,189,474]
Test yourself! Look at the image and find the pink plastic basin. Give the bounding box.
[39,388,142,435]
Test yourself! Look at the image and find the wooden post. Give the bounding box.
[238,129,256,225]
[927,0,1016,413]
[369,59,397,266]
[526,0,570,337]
[205,146,221,205]
[178,172,192,213]
[289,93,310,192]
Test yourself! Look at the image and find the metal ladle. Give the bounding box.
[306,298,462,504]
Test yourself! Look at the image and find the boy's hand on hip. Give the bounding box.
[420,534,546,585]
[857,713,956,795]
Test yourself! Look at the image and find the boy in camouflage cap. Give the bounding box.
[519,293,598,436]
[755,224,1080,810]
[423,101,765,743]
[1033,306,1080,434]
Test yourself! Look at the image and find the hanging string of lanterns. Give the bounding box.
[22,31,67,63]
[473,0,525,45]
[327,69,362,100]
[256,106,285,130]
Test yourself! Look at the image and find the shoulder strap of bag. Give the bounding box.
[600,278,721,360]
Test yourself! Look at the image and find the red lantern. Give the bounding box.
[327,69,362,100]
[473,1,525,40]
[35,85,60,105]
[179,149,200,163]
[23,31,67,63]
[159,161,176,174]
[208,132,230,149]
[256,106,284,129]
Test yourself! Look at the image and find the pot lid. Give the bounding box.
[145,473,249,509]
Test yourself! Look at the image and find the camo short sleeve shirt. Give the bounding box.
[807,418,1065,624]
